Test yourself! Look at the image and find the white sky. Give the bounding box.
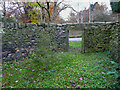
[60,0,112,20]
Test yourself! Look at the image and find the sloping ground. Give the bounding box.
[69,34,82,38]
[2,41,119,88]
[2,52,119,88]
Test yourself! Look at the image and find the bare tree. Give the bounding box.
[2,0,76,23]
[36,0,70,23]
[92,3,113,22]
[0,1,7,25]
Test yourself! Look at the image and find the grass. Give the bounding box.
[2,41,119,88]
[69,34,82,38]
[69,41,82,49]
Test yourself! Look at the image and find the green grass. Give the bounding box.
[2,41,119,88]
[69,34,82,38]
[69,41,82,48]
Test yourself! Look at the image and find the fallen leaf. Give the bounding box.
[79,78,82,80]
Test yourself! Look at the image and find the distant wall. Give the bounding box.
[69,30,83,35]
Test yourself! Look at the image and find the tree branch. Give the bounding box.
[37,2,51,22]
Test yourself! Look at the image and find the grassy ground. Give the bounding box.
[2,41,119,88]
[69,41,82,49]
[69,41,82,53]
[69,34,82,38]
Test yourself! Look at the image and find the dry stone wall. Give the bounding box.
[2,22,119,63]
[109,23,120,63]
[2,23,69,61]
[80,22,120,63]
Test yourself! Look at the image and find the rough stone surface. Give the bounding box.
[80,22,120,63]
[2,23,69,61]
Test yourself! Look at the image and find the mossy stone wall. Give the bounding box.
[81,22,119,63]
[2,23,69,61]
[109,23,120,63]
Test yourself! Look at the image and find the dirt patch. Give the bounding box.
[69,30,83,35]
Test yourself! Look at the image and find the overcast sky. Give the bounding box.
[60,0,112,20]
[0,0,112,20]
